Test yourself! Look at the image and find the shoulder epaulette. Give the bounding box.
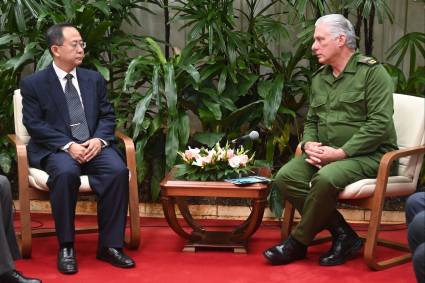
[312,65,326,76]
[358,56,378,65]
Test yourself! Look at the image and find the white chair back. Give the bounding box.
[13,90,31,144]
[393,93,425,182]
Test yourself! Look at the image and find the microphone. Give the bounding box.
[231,131,260,144]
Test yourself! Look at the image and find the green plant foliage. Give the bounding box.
[1,0,423,210]
[386,32,425,77]
[0,0,157,178]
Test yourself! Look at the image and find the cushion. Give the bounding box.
[339,175,416,199]
[28,167,92,192]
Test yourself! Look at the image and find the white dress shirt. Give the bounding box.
[52,62,107,150]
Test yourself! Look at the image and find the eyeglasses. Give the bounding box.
[58,41,87,50]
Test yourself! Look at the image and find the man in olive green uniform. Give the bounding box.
[263,14,397,266]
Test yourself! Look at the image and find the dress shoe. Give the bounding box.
[319,212,364,266]
[57,247,78,274]
[97,247,135,268]
[263,235,307,265]
[0,270,41,283]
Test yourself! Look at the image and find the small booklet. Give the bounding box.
[224,176,271,185]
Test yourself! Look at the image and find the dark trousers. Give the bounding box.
[0,176,20,276]
[41,147,129,248]
[274,154,379,245]
[406,192,425,283]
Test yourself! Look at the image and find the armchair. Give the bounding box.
[8,90,140,258]
[281,93,425,270]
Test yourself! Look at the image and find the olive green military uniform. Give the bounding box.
[275,51,398,245]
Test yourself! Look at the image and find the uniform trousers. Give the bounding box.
[0,175,20,276]
[41,147,129,248]
[406,192,425,283]
[274,154,379,245]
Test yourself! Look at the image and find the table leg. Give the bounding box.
[231,199,267,241]
[161,196,200,241]
[175,197,206,234]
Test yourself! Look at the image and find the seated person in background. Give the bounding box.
[0,175,41,283]
[263,14,397,266]
[20,23,135,274]
[406,192,425,283]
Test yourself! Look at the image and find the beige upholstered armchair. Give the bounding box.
[8,90,140,258]
[281,93,425,270]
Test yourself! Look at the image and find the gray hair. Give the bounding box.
[315,14,357,49]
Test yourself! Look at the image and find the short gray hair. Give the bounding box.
[315,14,357,49]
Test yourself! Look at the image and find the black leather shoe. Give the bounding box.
[97,247,135,268]
[0,270,41,283]
[57,247,78,274]
[263,235,307,265]
[319,212,364,266]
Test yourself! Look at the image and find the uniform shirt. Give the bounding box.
[302,51,398,161]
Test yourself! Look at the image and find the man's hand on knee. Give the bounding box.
[306,145,347,167]
[81,138,102,162]
[68,143,88,163]
[304,142,323,168]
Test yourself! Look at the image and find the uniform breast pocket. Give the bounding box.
[338,91,366,121]
[310,96,327,120]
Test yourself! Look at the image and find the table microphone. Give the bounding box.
[231,131,260,144]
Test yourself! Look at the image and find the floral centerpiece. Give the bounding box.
[174,143,255,181]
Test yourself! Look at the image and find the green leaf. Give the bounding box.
[146,37,167,65]
[150,157,164,201]
[177,112,190,148]
[193,132,225,147]
[92,58,110,81]
[268,182,284,218]
[132,91,153,135]
[180,64,200,84]
[91,1,111,16]
[202,98,222,120]
[4,42,37,72]
[217,68,227,94]
[35,49,52,71]
[164,63,178,117]
[220,101,262,126]
[0,34,18,46]
[165,122,179,171]
[263,76,284,129]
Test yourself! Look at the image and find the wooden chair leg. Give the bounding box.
[125,173,140,249]
[117,130,140,250]
[281,201,295,241]
[19,185,32,258]
[364,203,411,270]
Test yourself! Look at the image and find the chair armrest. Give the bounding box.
[373,145,425,201]
[379,145,425,170]
[8,134,30,172]
[114,130,137,179]
[114,130,140,249]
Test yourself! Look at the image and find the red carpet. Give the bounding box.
[14,214,416,283]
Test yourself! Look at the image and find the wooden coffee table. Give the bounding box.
[160,168,271,253]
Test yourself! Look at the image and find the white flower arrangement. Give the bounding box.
[175,143,255,181]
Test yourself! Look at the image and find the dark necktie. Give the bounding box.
[64,73,90,141]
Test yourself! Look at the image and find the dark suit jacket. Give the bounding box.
[20,64,116,168]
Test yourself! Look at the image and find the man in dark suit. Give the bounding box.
[0,175,41,283]
[20,23,135,274]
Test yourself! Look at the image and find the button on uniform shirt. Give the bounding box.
[302,51,398,162]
